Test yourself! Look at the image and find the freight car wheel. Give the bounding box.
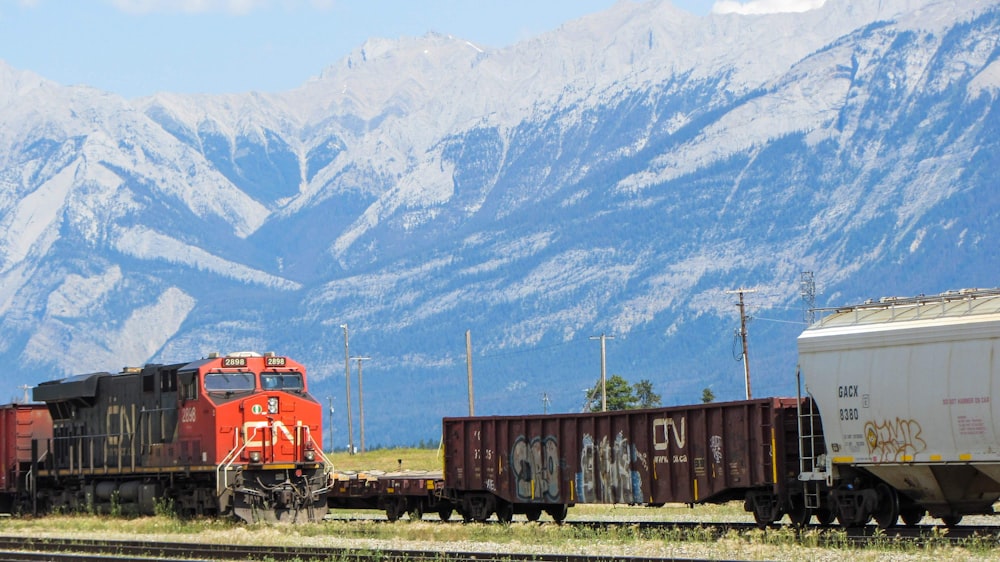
[407,501,424,521]
[546,504,568,524]
[525,507,542,522]
[873,484,899,529]
[900,507,924,527]
[437,507,453,521]
[495,501,514,524]
[815,507,835,525]
[385,498,406,522]
[787,499,811,528]
[941,515,963,527]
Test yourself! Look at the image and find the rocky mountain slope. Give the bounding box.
[0,0,997,445]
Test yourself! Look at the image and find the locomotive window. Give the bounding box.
[204,372,255,392]
[260,372,304,392]
[180,378,198,401]
[161,369,177,392]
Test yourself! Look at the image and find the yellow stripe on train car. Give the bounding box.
[770,427,778,484]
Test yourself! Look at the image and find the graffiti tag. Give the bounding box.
[511,435,560,502]
[864,418,926,462]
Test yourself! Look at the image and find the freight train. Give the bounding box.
[4,288,1000,529]
[0,352,329,522]
[328,288,1000,528]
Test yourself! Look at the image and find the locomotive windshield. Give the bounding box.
[204,372,255,392]
[260,372,304,392]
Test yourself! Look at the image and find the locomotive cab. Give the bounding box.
[178,352,330,522]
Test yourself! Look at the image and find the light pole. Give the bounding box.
[340,324,354,455]
[354,355,371,453]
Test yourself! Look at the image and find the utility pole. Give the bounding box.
[340,324,354,455]
[726,288,756,400]
[465,330,475,416]
[354,355,371,453]
[542,392,550,415]
[327,396,334,452]
[589,333,614,411]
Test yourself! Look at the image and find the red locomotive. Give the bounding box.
[19,351,329,522]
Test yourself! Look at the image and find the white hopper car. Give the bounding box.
[799,288,1000,527]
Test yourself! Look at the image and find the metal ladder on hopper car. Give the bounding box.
[796,371,827,510]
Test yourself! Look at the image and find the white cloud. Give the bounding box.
[712,0,826,15]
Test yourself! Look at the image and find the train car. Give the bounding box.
[327,470,449,521]
[440,398,812,524]
[0,403,52,513]
[30,351,329,522]
[799,288,1000,527]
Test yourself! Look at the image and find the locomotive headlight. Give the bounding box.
[249,451,262,463]
[267,396,279,414]
[304,450,316,461]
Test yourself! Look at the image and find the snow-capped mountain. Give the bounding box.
[1,0,998,446]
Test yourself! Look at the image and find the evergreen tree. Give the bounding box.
[633,379,662,408]
[584,375,661,411]
[701,387,715,403]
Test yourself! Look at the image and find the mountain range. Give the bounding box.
[1,0,998,447]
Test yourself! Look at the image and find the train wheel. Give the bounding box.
[546,504,568,524]
[525,507,542,522]
[815,507,836,525]
[495,501,514,524]
[437,507,453,521]
[407,501,424,521]
[900,507,924,527]
[873,484,899,529]
[385,498,405,522]
[787,499,812,528]
[941,515,963,527]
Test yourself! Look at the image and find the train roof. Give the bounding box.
[32,372,108,403]
[804,288,1000,331]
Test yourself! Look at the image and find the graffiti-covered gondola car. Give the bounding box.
[442,398,806,523]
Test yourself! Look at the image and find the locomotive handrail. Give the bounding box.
[217,425,260,494]
[299,425,334,474]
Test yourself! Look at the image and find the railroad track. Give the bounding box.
[0,523,995,561]
[0,536,711,562]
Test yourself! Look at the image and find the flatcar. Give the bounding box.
[22,351,329,522]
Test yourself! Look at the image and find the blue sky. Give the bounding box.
[0,1,815,98]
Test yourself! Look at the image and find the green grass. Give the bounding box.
[328,446,443,473]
